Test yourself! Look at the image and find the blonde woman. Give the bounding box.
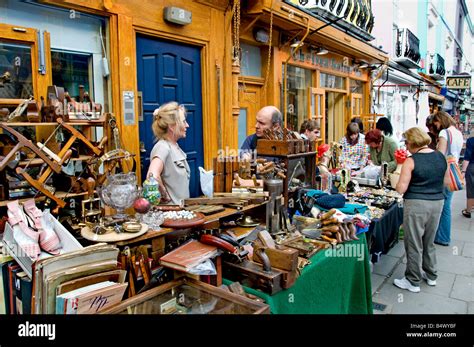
[394,127,447,292]
[147,101,190,204]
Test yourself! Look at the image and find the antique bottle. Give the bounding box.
[142,173,161,205]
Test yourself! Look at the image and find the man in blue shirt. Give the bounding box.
[240,106,283,160]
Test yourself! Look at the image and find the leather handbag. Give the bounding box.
[445,129,464,192]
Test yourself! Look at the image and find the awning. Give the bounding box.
[247,0,389,65]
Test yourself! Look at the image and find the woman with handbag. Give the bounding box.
[394,127,447,292]
[432,111,464,246]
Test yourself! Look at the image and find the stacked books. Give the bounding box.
[56,281,127,314]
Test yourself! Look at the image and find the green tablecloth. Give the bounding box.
[224,234,372,314]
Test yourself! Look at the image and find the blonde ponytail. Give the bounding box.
[152,101,186,141]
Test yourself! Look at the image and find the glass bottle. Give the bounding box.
[142,173,161,205]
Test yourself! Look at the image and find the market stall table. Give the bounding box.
[224,234,372,314]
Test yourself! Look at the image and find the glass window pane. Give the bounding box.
[0,42,33,99]
[320,72,345,89]
[350,79,362,93]
[282,65,312,132]
[241,43,261,77]
[238,108,248,148]
[51,50,93,99]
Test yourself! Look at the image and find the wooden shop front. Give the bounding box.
[236,0,388,148]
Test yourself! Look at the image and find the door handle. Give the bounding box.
[140,141,146,153]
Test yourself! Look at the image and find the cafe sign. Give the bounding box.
[446,75,471,89]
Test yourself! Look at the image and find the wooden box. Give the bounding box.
[257,139,299,156]
[101,277,269,314]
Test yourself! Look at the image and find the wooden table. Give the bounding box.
[110,202,268,263]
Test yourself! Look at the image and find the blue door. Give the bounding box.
[136,35,204,197]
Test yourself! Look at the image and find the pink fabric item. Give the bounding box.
[23,199,61,255]
[7,200,41,260]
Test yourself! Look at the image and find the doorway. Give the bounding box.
[325,92,346,144]
[136,35,204,197]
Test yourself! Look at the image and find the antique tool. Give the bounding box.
[26,99,40,122]
[0,123,62,172]
[253,246,299,289]
[223,260,283,295]
[200,234,249,263]
[82,177,101,224]
[264,179,283,235]
[252,246,299,272]
[89,148,135,185]
[281,238,317,258]
[6,96,33,122]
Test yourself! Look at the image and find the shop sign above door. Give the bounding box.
[446,75,471,89]
[290,47,363,77]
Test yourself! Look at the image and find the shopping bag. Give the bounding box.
[199,166,214,197]
[445,129,464,192]
[446,155,464,191]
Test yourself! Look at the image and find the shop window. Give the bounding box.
[350,79,363,94]
[282,65,312,131]
[320,72,345,90]
[51,50,93,100]
[241,43,262,77]
[238,108,248,148]
[0,41,33,99]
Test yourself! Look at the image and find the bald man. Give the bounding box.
[241,106,283,153]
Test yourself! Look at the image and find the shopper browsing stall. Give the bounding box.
[376,117,399,148]
[339,122,369,170]
[365,129,398,173]
[147,102,190,205]
[240,106,282,154]
[394,127,446,293]
[351,117,365,139]
[432,111,464,246]
[299,119,320,141]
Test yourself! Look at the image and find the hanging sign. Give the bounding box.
[446,75,471,89]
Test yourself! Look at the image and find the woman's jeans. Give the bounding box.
[435,188,453,245]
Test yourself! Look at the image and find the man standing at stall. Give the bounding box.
[240,105,283,160]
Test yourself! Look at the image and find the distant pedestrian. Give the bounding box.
[425,115,439,150]
[460,133,474,218]
[432,111,464,246]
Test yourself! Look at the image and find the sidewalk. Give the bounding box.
[371,191,473,314]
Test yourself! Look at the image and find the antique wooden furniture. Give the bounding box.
[0,116,109,208]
